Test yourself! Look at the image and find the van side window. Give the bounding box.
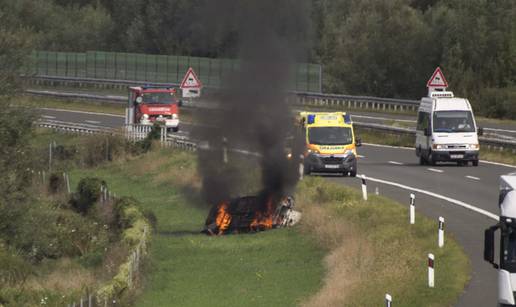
[417,112,430,131]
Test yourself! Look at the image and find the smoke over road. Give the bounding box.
[195,1,311,205]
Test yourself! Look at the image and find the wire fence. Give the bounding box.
[29,51,322,92]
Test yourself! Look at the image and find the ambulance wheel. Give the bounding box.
[303,164,311,175]
[472,160,479,167]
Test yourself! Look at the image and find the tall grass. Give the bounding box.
[297,178,470,306]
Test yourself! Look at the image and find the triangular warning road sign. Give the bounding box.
[427,67,448,88]
[180,67,203,89]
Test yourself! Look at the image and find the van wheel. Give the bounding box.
[472,160,479,167]
[427,152,436,166]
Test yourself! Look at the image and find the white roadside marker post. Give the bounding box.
[375,187,379,195]
[222,137,228,164]
[361,175,368,201]
[299,156,304,181]
[410,193,415,225]
[428,253,435,288]
[66,173,71,194]
[385,293,392,307]
[438,216,445,248]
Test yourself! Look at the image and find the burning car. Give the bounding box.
[203,194,301,235]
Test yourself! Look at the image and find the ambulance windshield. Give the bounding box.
[308,127,353,145]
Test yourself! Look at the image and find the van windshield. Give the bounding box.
[142,92,176,104]
[433,111,475,133]
[308,127,353,145]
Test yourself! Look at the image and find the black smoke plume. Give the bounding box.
[194,1,311,205]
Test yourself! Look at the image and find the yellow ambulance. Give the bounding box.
[299,112,361,177]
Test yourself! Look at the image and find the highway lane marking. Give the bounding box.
[39,108,124,118]
[427,168,443,173]
[357,155,366,158]
[41,115,56,119]
[466,175,481,181]
[360,174,498,220]
[388,161,404,165]
[85,120,101,124]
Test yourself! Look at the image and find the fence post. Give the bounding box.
[94,52,97,79]
[49,142,53,172]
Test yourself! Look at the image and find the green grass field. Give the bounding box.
[67,148,325,307]
[53,140,469,306]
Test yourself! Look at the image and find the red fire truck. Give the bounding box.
[127,86,181,132]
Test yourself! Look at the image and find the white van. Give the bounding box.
[415,91,483,166]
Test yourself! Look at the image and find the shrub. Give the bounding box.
[142,209,158,233]
[0,248,33,286]
[113,197,143,230]
[69,177,104,214]
[48,172,65,194]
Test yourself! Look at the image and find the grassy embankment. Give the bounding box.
[59,134,469,306]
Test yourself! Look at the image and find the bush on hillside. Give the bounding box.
[48,172,65,194]
[69,177,104,214]
[113,197,143,230]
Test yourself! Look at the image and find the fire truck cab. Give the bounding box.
[299,112,361,177]
[127,86,181,132]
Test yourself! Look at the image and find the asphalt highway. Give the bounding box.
[37,107,516,306]
[331,144,516,306]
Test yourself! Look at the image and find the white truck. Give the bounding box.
[415,91,483,166]
[484,173,516,306]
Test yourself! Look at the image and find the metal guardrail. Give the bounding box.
[24,75,418,111]
[28,85,516,152]
[293,91,419,112]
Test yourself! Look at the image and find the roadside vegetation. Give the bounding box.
[52,134,468,306]
[2,0,515,120]
[0,127,158,306]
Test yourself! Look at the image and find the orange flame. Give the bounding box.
[250,197,274,231]
[215,202,232,235]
